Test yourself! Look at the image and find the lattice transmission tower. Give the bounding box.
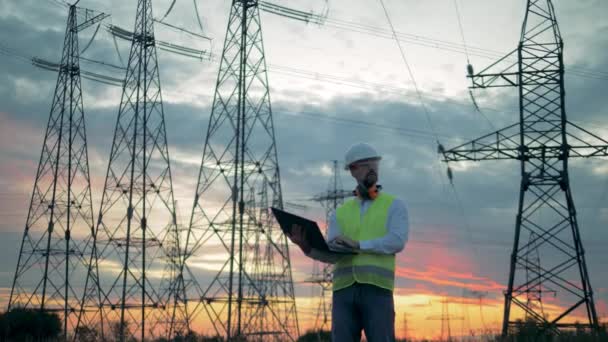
[182,0,299,340]
[7,4,107,339]
[401,312,410,341]
[426,298,464,342]
[307,160,351,335]
[75,0,184,340]
[442,0,606,335]
[522,232,556,323]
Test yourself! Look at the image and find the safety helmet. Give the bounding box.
[344,143,382,170]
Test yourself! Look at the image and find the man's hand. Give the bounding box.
[286,224,311,254]
[333,235,360,251]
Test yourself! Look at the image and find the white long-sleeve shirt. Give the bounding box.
[307,196,409,263]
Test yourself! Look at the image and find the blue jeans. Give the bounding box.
[332,282,395,342]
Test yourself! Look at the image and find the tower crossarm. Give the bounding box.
[311,190,353,203]
[468,49,519,89]
[74,8,109,33]
[442,121,608,162]
[469,35,565,90]
[441,123,521,162]
[108,24,210,60]
[565,121,608,158]
[426,315,465,320]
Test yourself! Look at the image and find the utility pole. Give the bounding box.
[442,0,605,336]
[183,0,299,340]
[75,0,182,340]
[8,4,107,339]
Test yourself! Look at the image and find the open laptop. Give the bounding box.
[271,207,355,255]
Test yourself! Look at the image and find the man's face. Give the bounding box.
[348,158,380,186]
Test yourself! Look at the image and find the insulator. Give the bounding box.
[437,143,445,154]
[447,166,453,183]
[467,63,474,76]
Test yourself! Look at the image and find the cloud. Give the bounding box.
[394,240,505,294]
[2,0,608,338]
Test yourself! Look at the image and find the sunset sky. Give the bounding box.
[1,0,608,340]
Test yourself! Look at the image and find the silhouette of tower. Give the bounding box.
[8,4,107,338]
[442,0,605,335]
[75,0,182,340]
[522,232,556,321]
[427,298,464,342]
[182,0,299,340]
[308,160,351,335]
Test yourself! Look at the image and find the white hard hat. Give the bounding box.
[344,143,382,170]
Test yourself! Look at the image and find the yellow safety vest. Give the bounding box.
[333,192,396,292]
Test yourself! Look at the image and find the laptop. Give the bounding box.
[271,207,355,255]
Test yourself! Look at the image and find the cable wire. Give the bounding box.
[80,22,101,54]
[316,9,608,81]
[376,0,452,207]
[161,0,177,21]
[192,0,205,34]
[378,0,487,283]
[453,0,470,64]
[451,0,496,131]
[377,0,439,137]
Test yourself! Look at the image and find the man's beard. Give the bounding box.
[360,169,378,188]
[355,169,378,199]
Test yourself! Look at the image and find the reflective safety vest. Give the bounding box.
[333,192,396,292]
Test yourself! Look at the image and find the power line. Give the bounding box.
[451,0,497,132]
[42,0,608,82]
[6,11,606,143]
[320,15,608,81]
[39,0,608,82]
[16,37,606,161]
[376,0,450,197]
[4,20,600,126]
[430,0,489,290]
[273,108,459,143]
[378,0,439,140]
[159,83,464,143]
[153,19,212,41]
[79,55,125,71]
[0,43,482,146]
[378,1,488,291]
[452,0,470,63]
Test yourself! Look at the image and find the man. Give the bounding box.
[287,142,409,342]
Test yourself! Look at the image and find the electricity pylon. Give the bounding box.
[522,232,555,322]
[75,0,182,340]
[463,289,489,334]
[442,0,605,335]
[308,160,351,335]
[7,4,107,339]
[426,298,464,342]
[183,0,299,340]
[401,312,410,341]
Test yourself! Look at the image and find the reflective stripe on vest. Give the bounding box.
[333,192,396,292]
